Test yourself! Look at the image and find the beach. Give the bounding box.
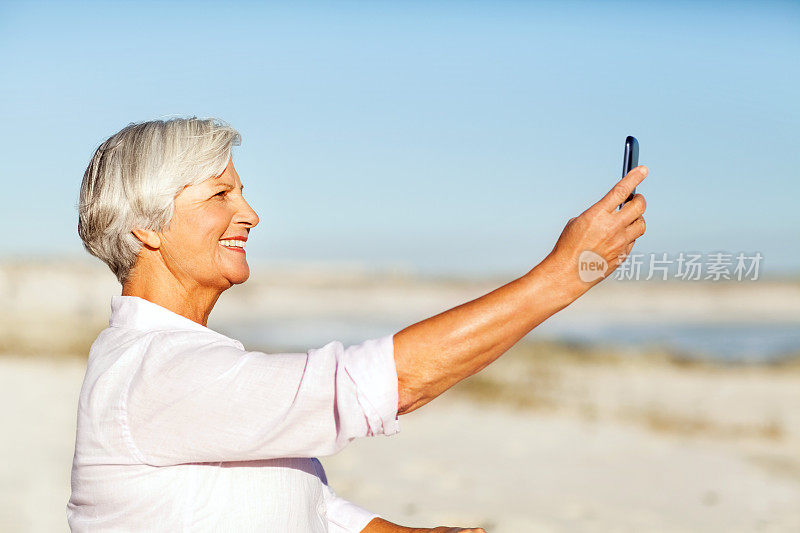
[2,346,798,532]
[1,259,799,531]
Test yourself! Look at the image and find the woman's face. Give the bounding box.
[158,159,260,290]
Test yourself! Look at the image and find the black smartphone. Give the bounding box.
[618,135,639,210]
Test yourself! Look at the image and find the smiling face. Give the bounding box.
[156,159,259,290]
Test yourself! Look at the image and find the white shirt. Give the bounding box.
[66,295,401,532]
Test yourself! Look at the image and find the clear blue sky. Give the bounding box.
[1,0,798,276]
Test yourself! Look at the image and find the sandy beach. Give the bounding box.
[1,343,799,532]
[1,259,799,531]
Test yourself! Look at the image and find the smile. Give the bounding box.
[219,239,246,252]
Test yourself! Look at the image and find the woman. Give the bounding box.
[67,117,647,532]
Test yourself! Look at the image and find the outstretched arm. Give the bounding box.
[393,166,649,415]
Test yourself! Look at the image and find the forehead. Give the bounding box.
[207,160,241,185]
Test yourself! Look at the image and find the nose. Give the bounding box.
[235,195,260,229]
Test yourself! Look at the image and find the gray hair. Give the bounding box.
[78,117,241,285]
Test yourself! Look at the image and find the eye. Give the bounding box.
[214,190,227,197]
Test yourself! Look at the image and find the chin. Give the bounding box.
[222,267,251,286]
[229,272,250,285]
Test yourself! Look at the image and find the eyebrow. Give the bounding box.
[213,182,244,191]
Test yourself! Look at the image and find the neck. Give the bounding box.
[121,258,223,327]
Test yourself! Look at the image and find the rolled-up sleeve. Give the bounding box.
[123,332,401,466]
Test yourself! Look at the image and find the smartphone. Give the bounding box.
[618,135,639,210]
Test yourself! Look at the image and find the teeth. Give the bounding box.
[218,239,246,248]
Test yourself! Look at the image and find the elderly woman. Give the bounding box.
[67,117,647,532]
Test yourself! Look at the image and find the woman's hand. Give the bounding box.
[543,165,648,294]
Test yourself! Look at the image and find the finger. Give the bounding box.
[616,240,635,264]
[624,216,646,241]
[609,240,636,272]
[596,165,648,213]
[617,193,646,225]
[624,240,634,256]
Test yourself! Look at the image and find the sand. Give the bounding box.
[1,349,798,532]
[2,259,798,531]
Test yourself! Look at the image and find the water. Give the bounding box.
[538,321,800,364]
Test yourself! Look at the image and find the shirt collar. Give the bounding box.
[109,295,243,348]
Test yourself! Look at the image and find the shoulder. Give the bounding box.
[88,326,245,371]
[136,329,246,367]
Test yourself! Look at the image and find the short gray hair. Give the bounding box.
[78,117,241,285]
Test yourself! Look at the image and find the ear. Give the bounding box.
[131,228,161,249]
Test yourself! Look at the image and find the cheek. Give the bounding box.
[173,206,231,253]
[199,206,235,244]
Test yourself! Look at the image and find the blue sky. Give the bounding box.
[1,0,798,277]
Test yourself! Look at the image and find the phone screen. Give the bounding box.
[618,136,639,210]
